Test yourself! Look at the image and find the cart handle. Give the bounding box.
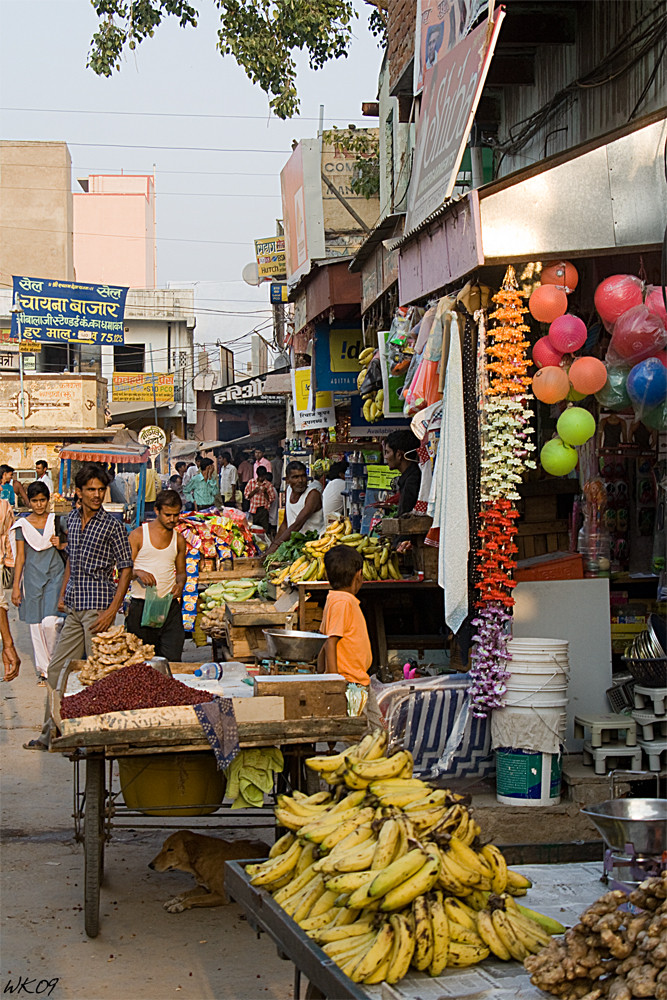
[608,768,660,799]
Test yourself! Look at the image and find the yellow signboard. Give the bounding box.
[254,236,287,279]
[112,372,174,403]
[329,327,364,373]
[20,342,41,353]
[292,367,332,411]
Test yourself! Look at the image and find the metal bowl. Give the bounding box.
[147,656,172,677]
[262,629,327,662]
[581,798,667,856]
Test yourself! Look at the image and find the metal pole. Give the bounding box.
[149,345,159,473]
[16,311,26,429]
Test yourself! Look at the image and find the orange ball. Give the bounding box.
[541,261,579,293]
[532,365,570,404]
[529,285,568,324]
[569,356,608,395]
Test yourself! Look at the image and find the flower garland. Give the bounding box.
[469,266,536,716]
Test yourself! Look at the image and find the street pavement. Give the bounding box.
[0,605,294,1000]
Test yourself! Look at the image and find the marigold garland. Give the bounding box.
[469,266,536,717]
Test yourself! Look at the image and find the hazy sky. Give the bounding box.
[0,0,382,366]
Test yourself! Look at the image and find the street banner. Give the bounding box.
[254,237,286,280]
[314,322,364,392]
[11,275,128,346]
[406,11,504,233]
[291,368,335,432]
[414,0,488,94]
[112,373,174,403]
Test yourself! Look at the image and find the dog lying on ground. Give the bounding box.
[149,830,269,912]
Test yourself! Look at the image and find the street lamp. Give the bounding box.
[10,300,26,429]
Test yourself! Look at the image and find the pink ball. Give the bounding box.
[610,305,667,364]
[594,275,643,329]
[548,314,587,354]
[533,336,564,368]
[645,286,667,326]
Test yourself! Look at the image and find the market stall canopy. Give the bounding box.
[58,442,150,464]
[394,111,667,304]
[168,439,226,458]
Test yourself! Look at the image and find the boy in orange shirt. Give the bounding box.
[317,545,372,686]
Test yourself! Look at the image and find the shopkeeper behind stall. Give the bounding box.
[267,461,324,554]
[384,430,422,516]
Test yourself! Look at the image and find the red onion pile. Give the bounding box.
[61,663,214,719]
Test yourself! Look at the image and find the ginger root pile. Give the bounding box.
[525,872,667,1000]
[78,626,155,685]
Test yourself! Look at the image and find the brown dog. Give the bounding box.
[149,830,268,912]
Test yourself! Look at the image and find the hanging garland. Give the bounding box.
[469,266,536,716]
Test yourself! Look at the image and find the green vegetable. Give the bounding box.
[264,530,318,569]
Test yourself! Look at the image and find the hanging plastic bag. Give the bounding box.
[403,358,442,416]
[141,586,173,628]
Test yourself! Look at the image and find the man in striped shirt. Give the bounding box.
[24,462,133,750]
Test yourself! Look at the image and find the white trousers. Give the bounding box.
[29,616,63,677]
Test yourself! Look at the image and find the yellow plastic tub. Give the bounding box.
[118,753,225,817]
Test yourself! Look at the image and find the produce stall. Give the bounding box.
[48,645,366,940]
[57,441,151,526]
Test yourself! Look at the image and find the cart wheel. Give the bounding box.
[84,757,105,938]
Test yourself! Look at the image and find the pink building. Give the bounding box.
[73,174,156,288]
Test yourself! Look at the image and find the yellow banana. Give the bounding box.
[465,889,491,911]
[380,855,440,911]
[491,909,529,961]
[347,879,382,910]
[477,908,512,960]
[323,930,375,960]
[324,871,374,893]
[411,895,434,971]
[439,849,480,890]
[447,940,490,966]
[449,923,484,946]
[363,954,392,985]
[308,889,339,919]
[274,807,310,831]
[273,862,319,905]
[319,807,375,851]
[331,906,362,926]
[368,848,428,898]
[480,842,508,894]
[505,869,533,894]
[312,917,376,944]
[386,912,416,984]
[349,750,413,782]
[514,902,565,936]
[403,789,449,811]
[505,910,552,952]
[360,727,389,760]
[291,876,327,922]
[330,840,377,873]
[294,842,317,876]
[387,556,401,580]
[371,819,401,870]
[448,836,493,879]
[444,897,478,931]
[269,831,295,859]
[348,923,395,983]
[299,908,340,932]
[249,839,302,886]
[428,891,450,977]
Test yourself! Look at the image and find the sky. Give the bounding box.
[0,0,383,369]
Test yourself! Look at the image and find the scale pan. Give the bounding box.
[581,799,667,856]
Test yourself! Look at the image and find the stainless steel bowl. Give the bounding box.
[147,656,172,677]
[263,629,327,662]
[581,798,667,856]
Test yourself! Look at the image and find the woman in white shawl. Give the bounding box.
[10,481,65,684]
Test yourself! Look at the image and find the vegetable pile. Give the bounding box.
[264,530,319,569]
[61,663,215,718]
[269,519,402,586]
[200,579,259,638]
[78,626,154,686]
[525,872,667,999]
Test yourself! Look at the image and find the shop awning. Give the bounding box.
[109,400,174,417]
[59,443,150,464]
[396,112,667,304]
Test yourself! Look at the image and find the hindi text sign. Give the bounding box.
[254,237,286,280]
[291,368,335,432]
[11,276,128,346]
[138,425,167,457]
[112,373,174,403]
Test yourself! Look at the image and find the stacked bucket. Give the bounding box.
[492,638,569,807]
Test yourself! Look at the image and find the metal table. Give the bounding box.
[226,860,607,1000]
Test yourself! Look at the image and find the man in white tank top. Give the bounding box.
[266,460,324,554]
[126,489,187,661]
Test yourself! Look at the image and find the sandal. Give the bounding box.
[23,739,49,752]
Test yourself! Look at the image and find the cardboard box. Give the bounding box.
[232,696,284,723]
[253,674,348,719]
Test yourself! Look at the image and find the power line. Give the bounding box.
[1,223,254,247]
[65,141,291,154]
[0,106,376,123]
[2,185,280,199]
[0,162,282,177]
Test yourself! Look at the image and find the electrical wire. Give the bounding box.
[0,106,375,123]
[65,141,291,154]
[1,185,280,199]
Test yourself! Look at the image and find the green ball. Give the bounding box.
[567,387,588,401]
[540,437,579,477]
[595,367,631,411]
[556,406,597,446]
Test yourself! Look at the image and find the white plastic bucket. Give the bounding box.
[509,638,569,650]
[505,663,569,692]
[504,687,568,708]
[494,705,567,735]
[495,748,562,806]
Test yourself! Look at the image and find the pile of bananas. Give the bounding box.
[357,346,384,423]
[268,520,401,586]
[246,730,565,986]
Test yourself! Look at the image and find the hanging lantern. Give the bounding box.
[569,356,608,395]
[594,275,643,329]
[532,336,563,368]
[529,285,568,324]
[556,406,597,446]
[548,314,587,354]
[532,365,570,403]
[541,261,579,293]
[540,437,578,476]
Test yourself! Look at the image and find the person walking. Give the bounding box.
[183,457,219,511]
[126,489,186,661]
[0,465,28,507]
[244,467,276,534]
[0,497,20,681]
[34,460,55,494]
[10,482,65,685]
[24,462,133,751]
[219,452,238,506]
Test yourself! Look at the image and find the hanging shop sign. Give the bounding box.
[270,283,289,304]
[414,0,488,95]
[138,425,167,456]
[349,396,411,437]
[280,139,326,285]
[11,276,128,346]
[291,368,336,432]
[314,322,364,392]
[405,11,505,234]
[366,465,401,490]
[254,237,286,280]
[213,373,282,407]
[377,329,411,417]
[112,373,175,403]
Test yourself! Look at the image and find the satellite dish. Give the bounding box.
[242,261,261,286]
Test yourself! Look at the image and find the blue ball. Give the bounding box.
[627,357,667,411]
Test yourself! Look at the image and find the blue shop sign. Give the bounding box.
[11,275,128,346]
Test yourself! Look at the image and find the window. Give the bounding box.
[113,344,145,372]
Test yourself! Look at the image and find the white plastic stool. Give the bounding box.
[633,685,667,716]
[574,712,637,747]
[631,710,667,742]
[582,741,643,775]
[637,738,667,772]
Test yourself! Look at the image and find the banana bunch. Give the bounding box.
[269,518,355,586]
[357,345,384,423]
[245,729,564,986]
